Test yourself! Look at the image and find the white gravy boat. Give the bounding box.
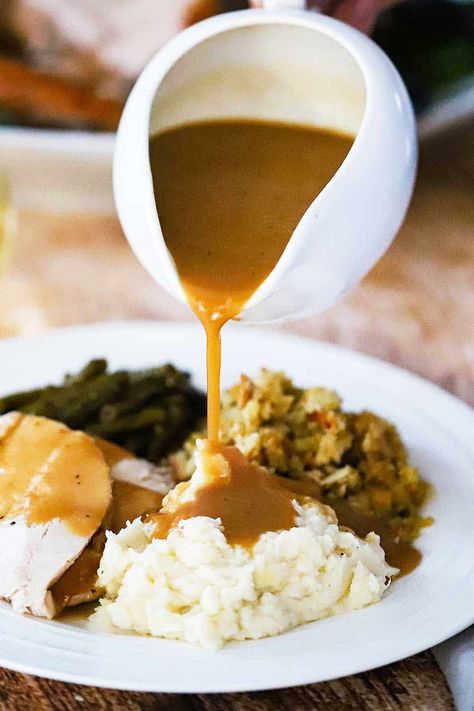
[114,8,417,322]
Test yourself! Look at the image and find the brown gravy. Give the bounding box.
[151,120,353,446]
[51,527,106,612]
[150,119,420,574]
[51,481,164,612]
[110,480,164,534]
[0,412,111,537]
[150,120,352,542]
[51,441,165,612]
[94,440,165,532]
[271,475,419,575]
[328,500,422,576]
[151,446,298,547]
[56,601,97,624]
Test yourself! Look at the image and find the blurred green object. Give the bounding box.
[374,0,474,114]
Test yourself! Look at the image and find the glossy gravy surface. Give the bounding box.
[0,412,111,537]
[151,446,298,547]
[151,120,353,445]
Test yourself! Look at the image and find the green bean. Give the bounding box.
[187,390,207,416]
[63,359,107,385]
[21,396,59,419]
[99,378,172,423]
[164,400,190,429]
[0,386,49,413]
[0,358,205,461]
[128,364,189,388]
[86,407,167,437]
[60,372,129,427]
[21,372,127,426]
[0,360,108,414]
[146,424,167,462]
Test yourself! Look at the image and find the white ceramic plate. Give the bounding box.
[0,320,473,693]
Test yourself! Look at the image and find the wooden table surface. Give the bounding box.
[0,121,472,709]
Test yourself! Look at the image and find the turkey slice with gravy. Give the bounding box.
[0,413,174,618]
[0,412,111,618]
[51,439,173,613]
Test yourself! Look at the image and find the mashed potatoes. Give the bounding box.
[94,458,396,648]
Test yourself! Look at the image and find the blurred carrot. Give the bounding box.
[0,57,123,130]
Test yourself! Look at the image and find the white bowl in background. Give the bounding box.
[0,126,115,214]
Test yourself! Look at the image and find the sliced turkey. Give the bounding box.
[0,412,111,618]
[50,439,173,613]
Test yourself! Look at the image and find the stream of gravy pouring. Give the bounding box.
[150,120,420,574]
[149,120,354,547]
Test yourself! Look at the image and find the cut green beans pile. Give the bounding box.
[0,359,206,462]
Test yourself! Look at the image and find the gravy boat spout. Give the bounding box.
[114,9,417,322]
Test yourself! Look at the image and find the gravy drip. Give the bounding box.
[150,120,421,574]
[258,473,419,575]
[150,120,353,447]
[150,446,299,547]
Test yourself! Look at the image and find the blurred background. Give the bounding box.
[0,0,472,405]
[0,0,472,132]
